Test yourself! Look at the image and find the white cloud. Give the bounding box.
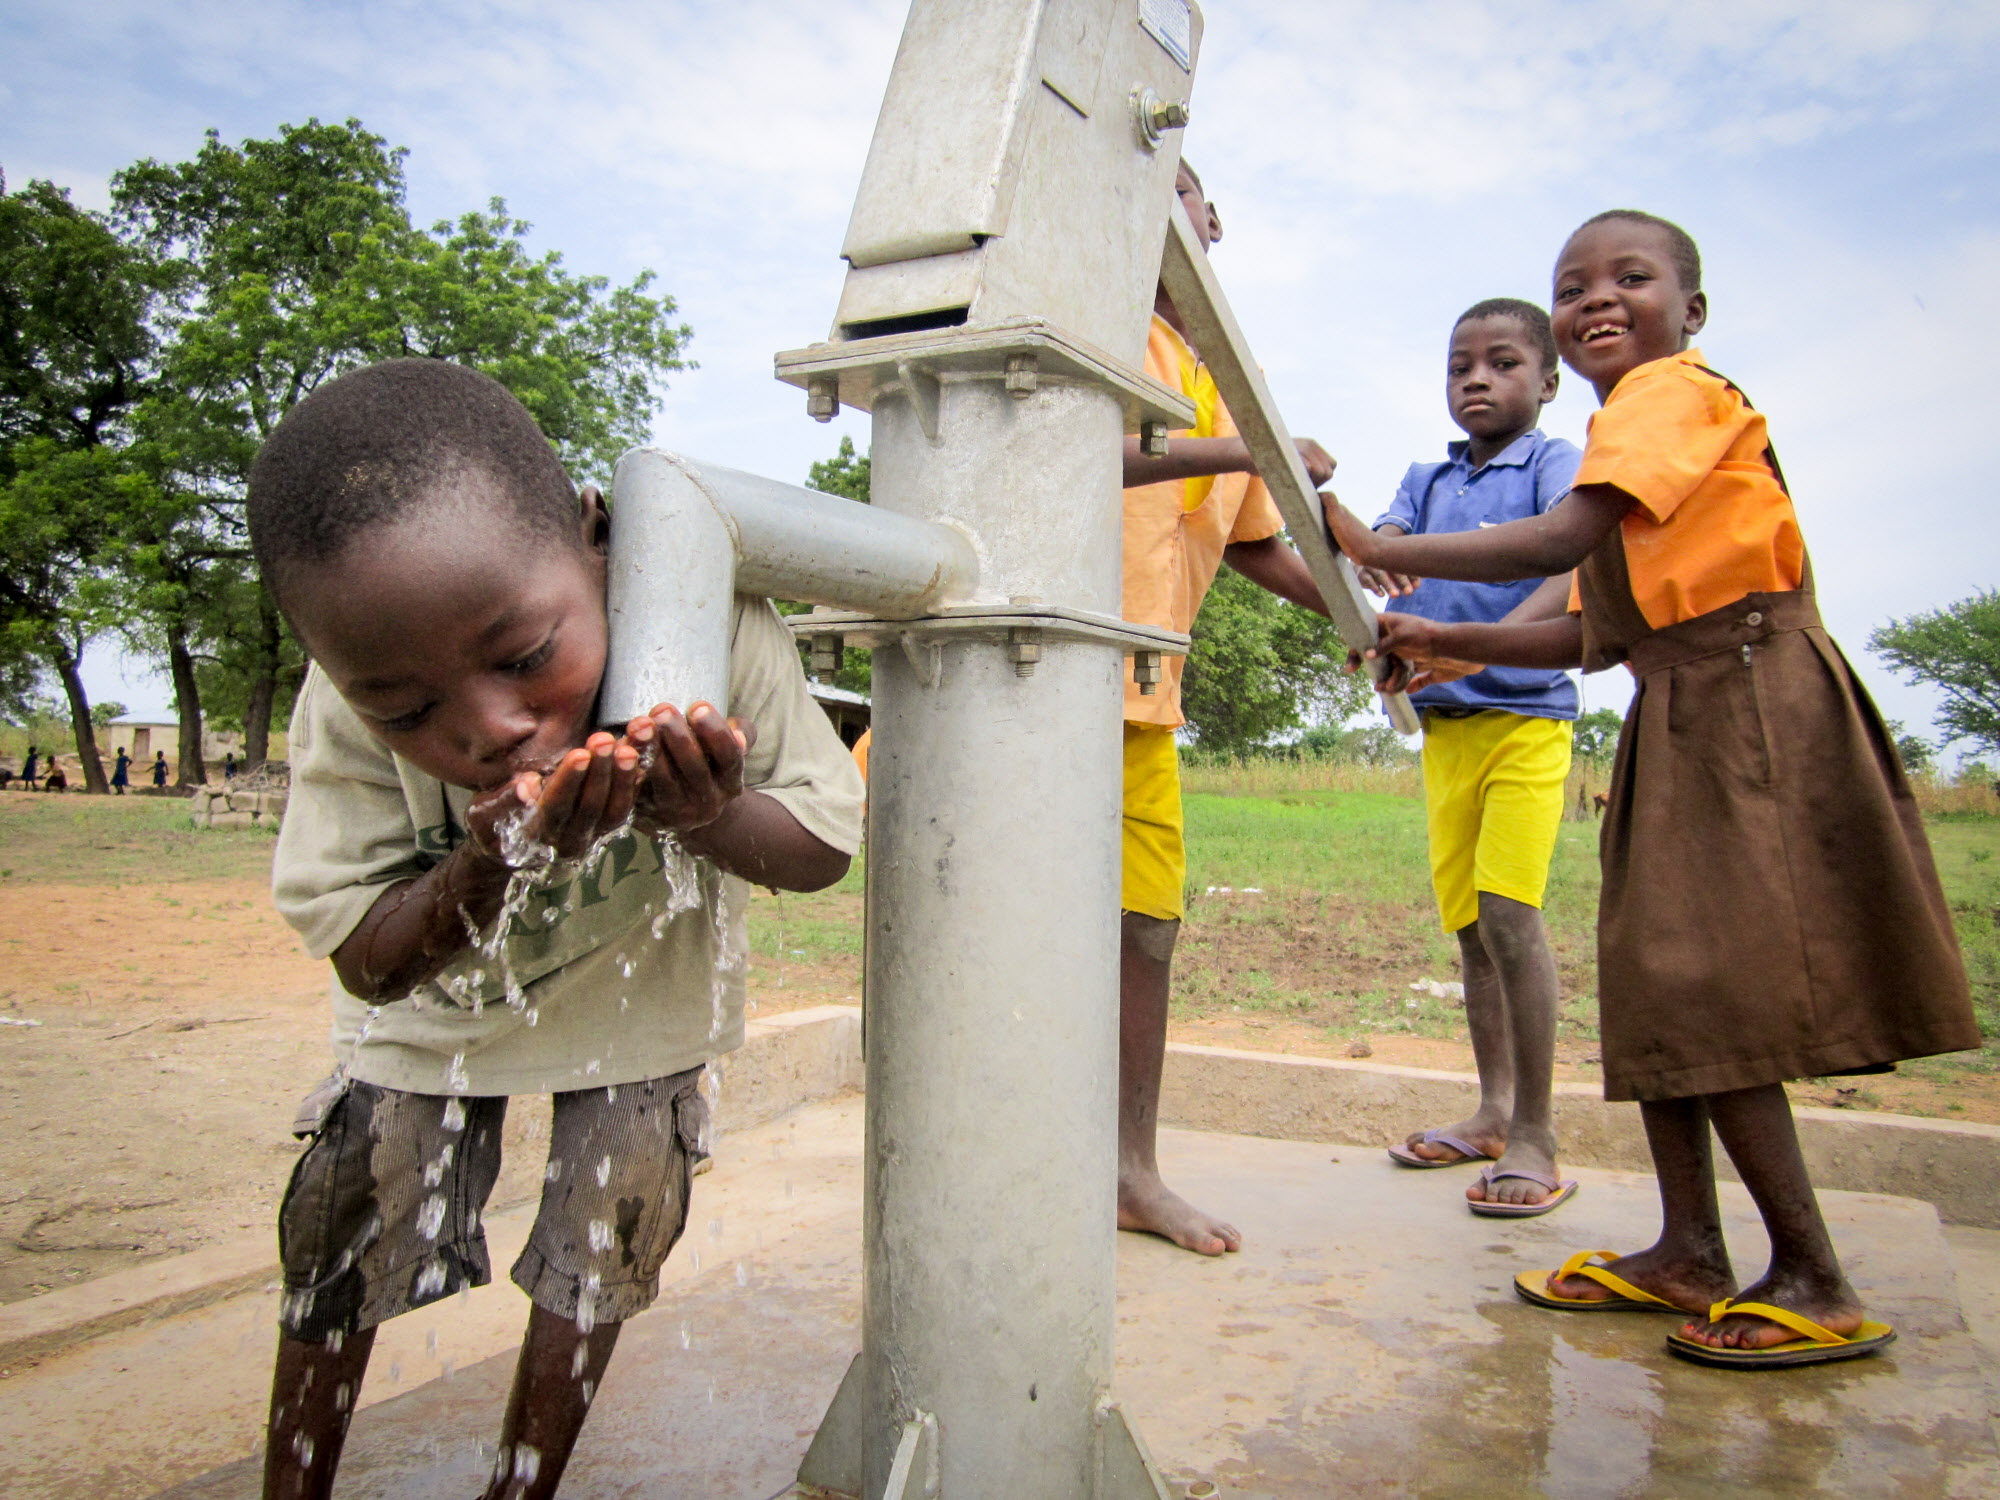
[10,0,1993,739]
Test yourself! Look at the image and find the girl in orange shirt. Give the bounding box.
[1326,210,1978,1369]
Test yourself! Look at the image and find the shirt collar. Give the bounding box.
[1445,428,1544,473]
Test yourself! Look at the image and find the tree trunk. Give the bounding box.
[50,640,110,794]
[167,624,208,787]
[243,583,282,767]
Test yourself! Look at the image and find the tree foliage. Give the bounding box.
[1870,591,2000,757]
[0,119,694,789]
[0,174,174,790]
[1179,563,1372,755]
[1571,706,1624,767]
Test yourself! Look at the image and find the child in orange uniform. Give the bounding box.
[1329,209,1979,1368]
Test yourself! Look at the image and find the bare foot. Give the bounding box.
[1466,1141,1560,1207]
[1546,1241,1734,1314]
[1400,1116,1506,1164]
[1118,1168,1241,1256]
[1675,1267,1865,1350]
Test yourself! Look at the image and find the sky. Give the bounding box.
[7,0,1997,747]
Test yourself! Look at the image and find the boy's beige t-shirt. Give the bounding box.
[273,597,865,1098]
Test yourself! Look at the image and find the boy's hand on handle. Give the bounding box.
[630,702,755,835]
[1321,493,1383,571]
[1294,439,1336,487]
[468,732,642,865]
[1356,562,1421,599]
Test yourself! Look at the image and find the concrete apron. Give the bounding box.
[134,1098,1997,1500]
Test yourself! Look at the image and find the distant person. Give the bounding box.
[151,751,168,788]
[224,750,237,779]
[21,745,39,784]
[43,763,67,792]
[111,747,132,794]
[1331,209,1979,1369]
[1358,298,1582,1218]
[246,358,862,1497]
[1116,158,1339,1256]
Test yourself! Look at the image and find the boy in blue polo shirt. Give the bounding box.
[1358,297,1581,1216]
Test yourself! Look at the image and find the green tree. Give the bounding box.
[1571,706,1624,767]
[111,119,692,771]
[90,700,128,727]
[808,435,872,503]
[1870,591,2000,757]
[0,174,172,791]
[1179,562,1372,755]
[1883,719,1936,777]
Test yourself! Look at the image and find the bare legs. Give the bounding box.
[1547,1083,1865,1348]
[1402,892,1563,1208]
[261,1308,623,1500]
[263,1328,377,1500]
[481,1306,623,1499]
[1117,910,1241,1256]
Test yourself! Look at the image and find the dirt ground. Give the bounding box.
[2,790,1993,1309]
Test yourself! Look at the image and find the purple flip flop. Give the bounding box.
[1386,1129,1493,1169]
[1468,1165,1578,1217]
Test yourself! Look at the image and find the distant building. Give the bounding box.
[105,718,290,769]
[809,685,870,749]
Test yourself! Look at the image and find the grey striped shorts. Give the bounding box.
[276,1066,706,1342]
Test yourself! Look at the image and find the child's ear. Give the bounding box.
[1540,364,1560,404]
[1682,290,1709,341]
[578,485,610,555]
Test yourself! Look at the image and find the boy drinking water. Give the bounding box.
[1330,211,1979,1367]
[248,359,863,1497]
[1363,299,1582,1217]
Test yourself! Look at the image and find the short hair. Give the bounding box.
[1568,209,1702,293]
[1178,157,1204,196]
[248,359,578,600]
[1453,297,1558,372]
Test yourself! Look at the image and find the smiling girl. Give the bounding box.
[1327,210,1979,1370]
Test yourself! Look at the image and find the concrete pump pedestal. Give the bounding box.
[140,1097,2000,1500]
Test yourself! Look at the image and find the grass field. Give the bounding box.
[4,780,1995,1119]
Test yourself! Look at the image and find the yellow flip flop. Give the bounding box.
[1514,1250,1688,1313]
[1665,1298,1896,1369]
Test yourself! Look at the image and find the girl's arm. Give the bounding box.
[1366,573,1587,682]
[1370,609,1584,675]
[1328,483,1631,583]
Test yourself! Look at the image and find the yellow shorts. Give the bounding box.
[1422,711,1573,934]
[1121,722,1185,921]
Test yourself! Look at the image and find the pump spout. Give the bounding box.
[601,447,978,722]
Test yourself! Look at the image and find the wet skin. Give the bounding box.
[1330,219,1868,1351]
[262,480,850,1499]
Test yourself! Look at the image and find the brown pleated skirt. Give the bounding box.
[1596,588,1981,1102]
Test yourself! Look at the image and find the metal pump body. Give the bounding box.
[602,3,1405,1494]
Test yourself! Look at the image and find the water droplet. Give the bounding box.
[735,1261,748,1287]
[595,1155,612,1187]
[707,1217,724,1242]
[679,1322,691,1350]
[513,1443,542,1482]
[416,1193,447,1240]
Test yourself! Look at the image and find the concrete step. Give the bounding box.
[58,1100,1999,1500]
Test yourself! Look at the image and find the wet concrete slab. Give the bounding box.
[144,1101,1998,1500]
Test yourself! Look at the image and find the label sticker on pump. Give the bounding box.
[1139,0,1193,71]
